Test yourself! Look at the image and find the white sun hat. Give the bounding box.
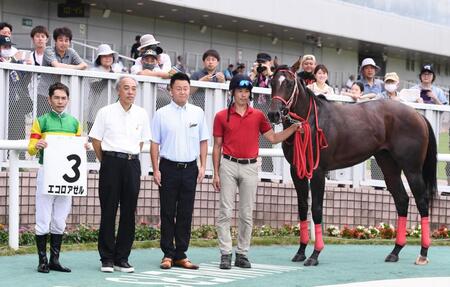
[95,44,118,64]
[137,34,160,50]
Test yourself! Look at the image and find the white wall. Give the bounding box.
[160,0,450,57]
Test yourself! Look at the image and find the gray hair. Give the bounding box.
[115,75,138,91]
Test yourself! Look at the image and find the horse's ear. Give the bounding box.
[291,58,301,73]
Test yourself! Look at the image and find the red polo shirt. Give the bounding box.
[213,105,272,159]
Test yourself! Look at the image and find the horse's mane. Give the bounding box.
[274,64,292,74]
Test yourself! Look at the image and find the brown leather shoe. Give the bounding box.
[173,258,199,269]
[160,257,173,269]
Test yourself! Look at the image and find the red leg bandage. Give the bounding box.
[300,220,309,245]
[395,216,407,246]
[314,224,324,251]
[421,217,431,249]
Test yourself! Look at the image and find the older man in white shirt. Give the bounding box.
[89,76,151,274]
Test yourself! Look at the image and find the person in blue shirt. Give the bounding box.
[223,64,233,81]
[357,58,384,99]
[151,72,209,270]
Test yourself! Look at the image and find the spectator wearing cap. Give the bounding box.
[249,52,272,87]
[131,49,171,78]
[131,34,172,74]
[0,35,17,62]
[190,49,225,108]
[0,22,23,60]
[377,72,402,101]
[87,44,119,132]
[411,64,447,105]
[150,73,209,270]
[132,49,173,109]
[130,35,141,59]
[212,74,301,270]
[357,58,384,99]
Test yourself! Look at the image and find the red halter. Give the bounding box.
[272,69,328,179]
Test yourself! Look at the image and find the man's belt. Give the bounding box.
[161,158,197,169]
[223,154,257,164]
[103,151,139,160]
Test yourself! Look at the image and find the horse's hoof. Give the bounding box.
[303,257,319,266]
[291,253,306,262]
[384,253,399,262]
[414,255,429,265]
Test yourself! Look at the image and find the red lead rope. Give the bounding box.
[289,97,328,179]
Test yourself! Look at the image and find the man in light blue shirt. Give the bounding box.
[358,58,384,98]
[150,72,209,270]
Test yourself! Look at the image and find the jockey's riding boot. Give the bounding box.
[35,234,49,273]
[48,234,71,272]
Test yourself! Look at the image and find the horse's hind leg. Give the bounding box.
[303,169,326,267]
[403,170,431,265]
[291,166,309,262]
[375,153,409,262]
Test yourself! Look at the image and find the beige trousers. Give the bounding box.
[216,158,258,255]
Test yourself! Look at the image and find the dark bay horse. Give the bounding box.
[267,66,437,266]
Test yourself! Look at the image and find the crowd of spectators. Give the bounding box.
[1,21,450,145]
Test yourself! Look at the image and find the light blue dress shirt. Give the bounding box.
[151,101,209,162]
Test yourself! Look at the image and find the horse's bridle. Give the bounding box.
[271,69,300,123]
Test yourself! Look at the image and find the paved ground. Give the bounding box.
[1,244,449,287]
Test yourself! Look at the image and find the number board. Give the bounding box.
[43,135,87,196]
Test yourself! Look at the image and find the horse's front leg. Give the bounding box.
[290,165,309,262]
[304,169,326,266]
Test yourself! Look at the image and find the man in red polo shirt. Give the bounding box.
[212,74,301,269]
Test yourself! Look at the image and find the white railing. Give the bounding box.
[2,62,450,181]
[0,139,286,250]
[2,62,450,248]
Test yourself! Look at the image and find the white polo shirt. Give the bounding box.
[151,101,209,162]
[89,102,151,155]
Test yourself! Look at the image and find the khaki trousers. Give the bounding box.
[216,158,258,255]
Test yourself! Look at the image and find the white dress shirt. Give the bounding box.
[89,102,151,154]
[151,101,209,162]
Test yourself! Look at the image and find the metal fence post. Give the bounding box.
[8,149,20,250]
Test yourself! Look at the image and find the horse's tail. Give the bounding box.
[422,116,437,207]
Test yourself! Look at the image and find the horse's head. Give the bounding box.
[268,65,299,124]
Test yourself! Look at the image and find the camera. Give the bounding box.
[256,63,267,74]
[420,89,431,102]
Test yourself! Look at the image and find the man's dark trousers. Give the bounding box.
[98,154,141,264]
[159,158,198,260]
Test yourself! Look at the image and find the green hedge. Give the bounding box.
[0,222,448,246]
